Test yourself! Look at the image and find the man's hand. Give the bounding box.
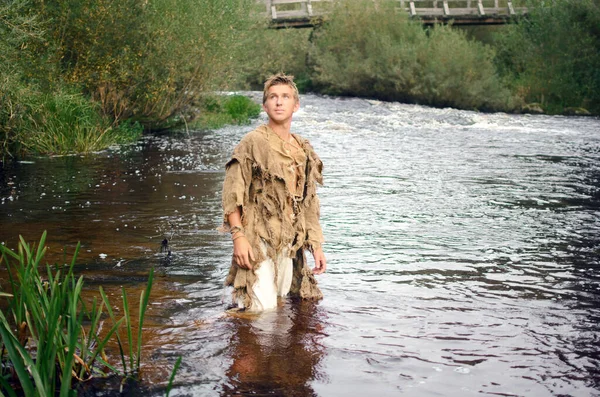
[311,247,327,275]
[233,236,255,270]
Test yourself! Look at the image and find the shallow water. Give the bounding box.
[1,93,599,396]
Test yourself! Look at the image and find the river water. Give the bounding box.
[1,93,599,396]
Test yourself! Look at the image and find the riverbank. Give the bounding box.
[245,0,599,117]
[1,0,597,157]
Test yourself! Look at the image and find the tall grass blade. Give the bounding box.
[99,287,127,374]
[34,230,47,265]
[121,287,134,374]
[0,312,48,397]
[0,314,35,396]
[0,375,18,397]
[166,356,182,397]
[136,267,154,370]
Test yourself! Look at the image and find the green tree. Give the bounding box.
[495,0,600,114]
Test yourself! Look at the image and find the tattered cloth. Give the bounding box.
[222,124,324,307]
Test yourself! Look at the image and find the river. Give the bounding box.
[1,93,599,396]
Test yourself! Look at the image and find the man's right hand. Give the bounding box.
[233,236,255,270]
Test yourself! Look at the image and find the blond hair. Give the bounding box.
[262,73,299,104]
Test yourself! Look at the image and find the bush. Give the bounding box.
[13,88,141,155]
[1,0,261,156]
[309,0,516,111]
[192,94,261,130]
[494,0,600,114]
[238,26,313,92]
[39,0,258,128]
[415,25,515,110]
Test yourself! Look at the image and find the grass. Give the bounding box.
[0,232,177,395]
[17,89,143,155]
[192,94,261,130]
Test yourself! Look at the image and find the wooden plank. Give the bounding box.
[271,5,277,19]
[300,0,307,14]
[410,1,417,16]
[477,0,485,15]
[271,0,305,4]
[273,9,310,18]
[413,8,445,15]
[443,0,450,15]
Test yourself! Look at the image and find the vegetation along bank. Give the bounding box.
[1,0,598,157]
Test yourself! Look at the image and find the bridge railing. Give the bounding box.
[266,0,527,22]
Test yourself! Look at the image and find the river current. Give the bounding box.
[1,93,599,396]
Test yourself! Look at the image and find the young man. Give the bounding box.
[222,73,326,311]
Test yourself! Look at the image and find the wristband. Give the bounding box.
[230,225,244,235]
[232,233,246,241]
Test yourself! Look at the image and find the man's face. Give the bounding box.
[262,84,299,124]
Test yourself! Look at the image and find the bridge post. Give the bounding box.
[443,0,450,15]
[307,0,313,17]
[507,0,516,14]
[409,1,416,16]
[477,0,485,15]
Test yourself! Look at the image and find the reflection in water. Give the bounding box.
[222,301,325,397]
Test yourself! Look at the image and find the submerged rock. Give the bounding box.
[564,107,591,116]
[522,103,544,114]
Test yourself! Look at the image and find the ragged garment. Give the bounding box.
[222,124,324,307]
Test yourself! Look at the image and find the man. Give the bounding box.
[221,73,326,311]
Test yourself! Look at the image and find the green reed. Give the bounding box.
[0,232,173,396]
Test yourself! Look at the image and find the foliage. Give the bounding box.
[192,94,261,130]
[0,0,260,157]
[0,232,169,395]
[16,89,142,155]
[308,0,516,111]
[40,0,258,128]
[238,25,313,92]
[494,0,600,114]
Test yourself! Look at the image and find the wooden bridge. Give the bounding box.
[265,0,527,27]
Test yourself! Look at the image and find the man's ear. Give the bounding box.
[293,100,300,112]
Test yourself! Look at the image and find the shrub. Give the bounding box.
[238,26,313,92]
[192,94,261,130]
[17,88,142,155]
[494,0,600,114]
[414,25,515,110]
[40,0,258,128]
[309,0,515,111]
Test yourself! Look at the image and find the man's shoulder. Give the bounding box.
[239,125,269,145]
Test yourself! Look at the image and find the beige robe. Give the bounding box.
[222,124,324,307]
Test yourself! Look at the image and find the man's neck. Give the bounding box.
[268,120,292,141]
